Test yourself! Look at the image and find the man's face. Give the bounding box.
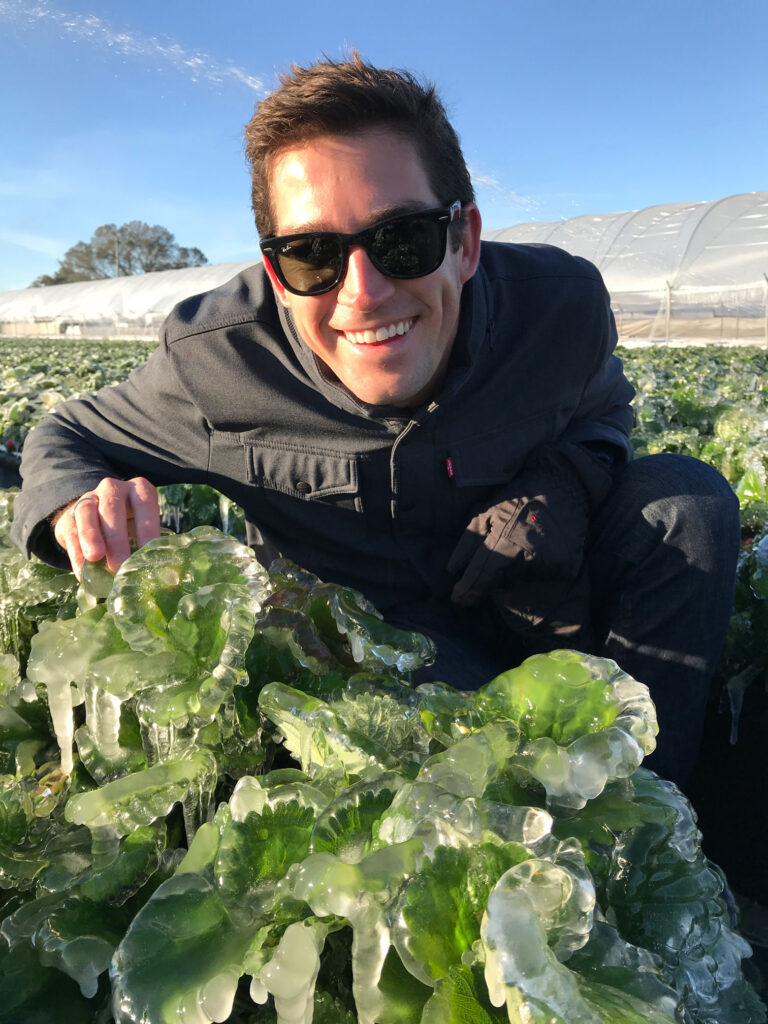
[264,131,481,407]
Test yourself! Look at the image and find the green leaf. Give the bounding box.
[310,772,402,861]
[421,964,509,1024]
[112,873,252,1024]
[394,843,529,983]
[215,801,315,921]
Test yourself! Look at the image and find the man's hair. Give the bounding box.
[244,53,475,246]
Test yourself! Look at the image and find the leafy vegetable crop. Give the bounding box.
[0,520,764,1024]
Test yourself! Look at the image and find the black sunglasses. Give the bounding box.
[260,201,462,296]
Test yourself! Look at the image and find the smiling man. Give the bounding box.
[12,55,739,786]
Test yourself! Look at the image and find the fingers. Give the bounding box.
[53,477,160,579]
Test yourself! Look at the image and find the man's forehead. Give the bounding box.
[268,131,437,234]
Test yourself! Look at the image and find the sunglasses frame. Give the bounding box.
[260,200,462,297]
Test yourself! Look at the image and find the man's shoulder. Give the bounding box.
[479,240,604,286]
[163,262,280,345]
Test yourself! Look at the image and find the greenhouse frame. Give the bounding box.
[1,191,767,344]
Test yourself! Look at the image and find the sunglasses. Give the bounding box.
[260,200,462,296]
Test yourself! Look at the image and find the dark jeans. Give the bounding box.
[396,454,741,790]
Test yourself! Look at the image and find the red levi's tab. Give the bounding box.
[445,456,455,479]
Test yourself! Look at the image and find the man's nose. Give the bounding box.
[336,245,396,307]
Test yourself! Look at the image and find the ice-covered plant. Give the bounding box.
[0,528,763,1024]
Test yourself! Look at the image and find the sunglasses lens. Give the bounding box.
[276,235,344,295]
[372,216,444,278]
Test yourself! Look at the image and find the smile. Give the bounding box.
[342,319,414,345]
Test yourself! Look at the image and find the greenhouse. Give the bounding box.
[1,190,766,344]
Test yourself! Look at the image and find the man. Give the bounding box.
[12,56,739,786]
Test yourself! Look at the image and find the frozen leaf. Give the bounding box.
[310,772,403,862]
[420,964,508,1024]
[65,748,217,841]
[111,873,253,1024]
[214,800,315,924]
[109,526,269,654]
[393,842,531,984]
[477,651,658,812]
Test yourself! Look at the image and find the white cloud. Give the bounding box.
[0,0,266,93]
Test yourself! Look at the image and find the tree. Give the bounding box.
[30,221,208,286]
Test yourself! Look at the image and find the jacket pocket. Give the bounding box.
[449,415,555,487]
[240,436,360,506]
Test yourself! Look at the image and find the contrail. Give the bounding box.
[0,0,267,93]
[469,168,541,215]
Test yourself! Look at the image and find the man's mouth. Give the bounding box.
[342,319,414,345]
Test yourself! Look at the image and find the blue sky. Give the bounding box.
[1,0,766,292]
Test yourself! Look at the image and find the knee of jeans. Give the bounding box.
[638,454,740,554]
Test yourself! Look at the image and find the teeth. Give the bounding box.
[343,319,413,345]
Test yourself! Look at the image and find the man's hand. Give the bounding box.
[53,477,161,579]
[448,488,586,606]
[447,443,613,608]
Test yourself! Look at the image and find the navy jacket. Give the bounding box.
[13,242,634,612]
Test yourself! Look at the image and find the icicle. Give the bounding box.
[218,494,231,535]
[258,920,328,1024]
[91,687,124,761]
[44,676,76,775]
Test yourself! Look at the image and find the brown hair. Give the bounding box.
[244,53,474,245]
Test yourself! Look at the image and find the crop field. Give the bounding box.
[0,337,766,1023]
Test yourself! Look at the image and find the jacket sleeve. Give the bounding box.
[10,333,212,567]
[557,275,635,462]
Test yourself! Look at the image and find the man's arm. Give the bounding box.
[11,335,211,576]
[449,268,634,624]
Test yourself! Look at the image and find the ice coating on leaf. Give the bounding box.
[259,681,430,776]
[108,526,269,654]
[65,748,216,842]
[417,721,521,798]
[316,583,436,672]
[259,681,368,772]
[309,771,404,862]
[0,774,34,850]
[376,780,477,852]
[392,842,532,986]
[75,679,146,784]
[477,651,658,812]
[26,605,130,773]
[292,848,423,1024]
[332,689,431,776]
[214,799,316,925]
[27,534,265,777]
[255,563,436,686]
[604,768,764,1024]
[481,859,600,1022]
[111,873,254,1024]
[78,556,114,610]
[566,918,682,1022]
[420,963,508,1024]
[26,618,82,774]
[259,603,341,676]
[1,888,128,999]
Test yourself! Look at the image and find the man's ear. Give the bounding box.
[458,203,483,284]
[262,254,292,308]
